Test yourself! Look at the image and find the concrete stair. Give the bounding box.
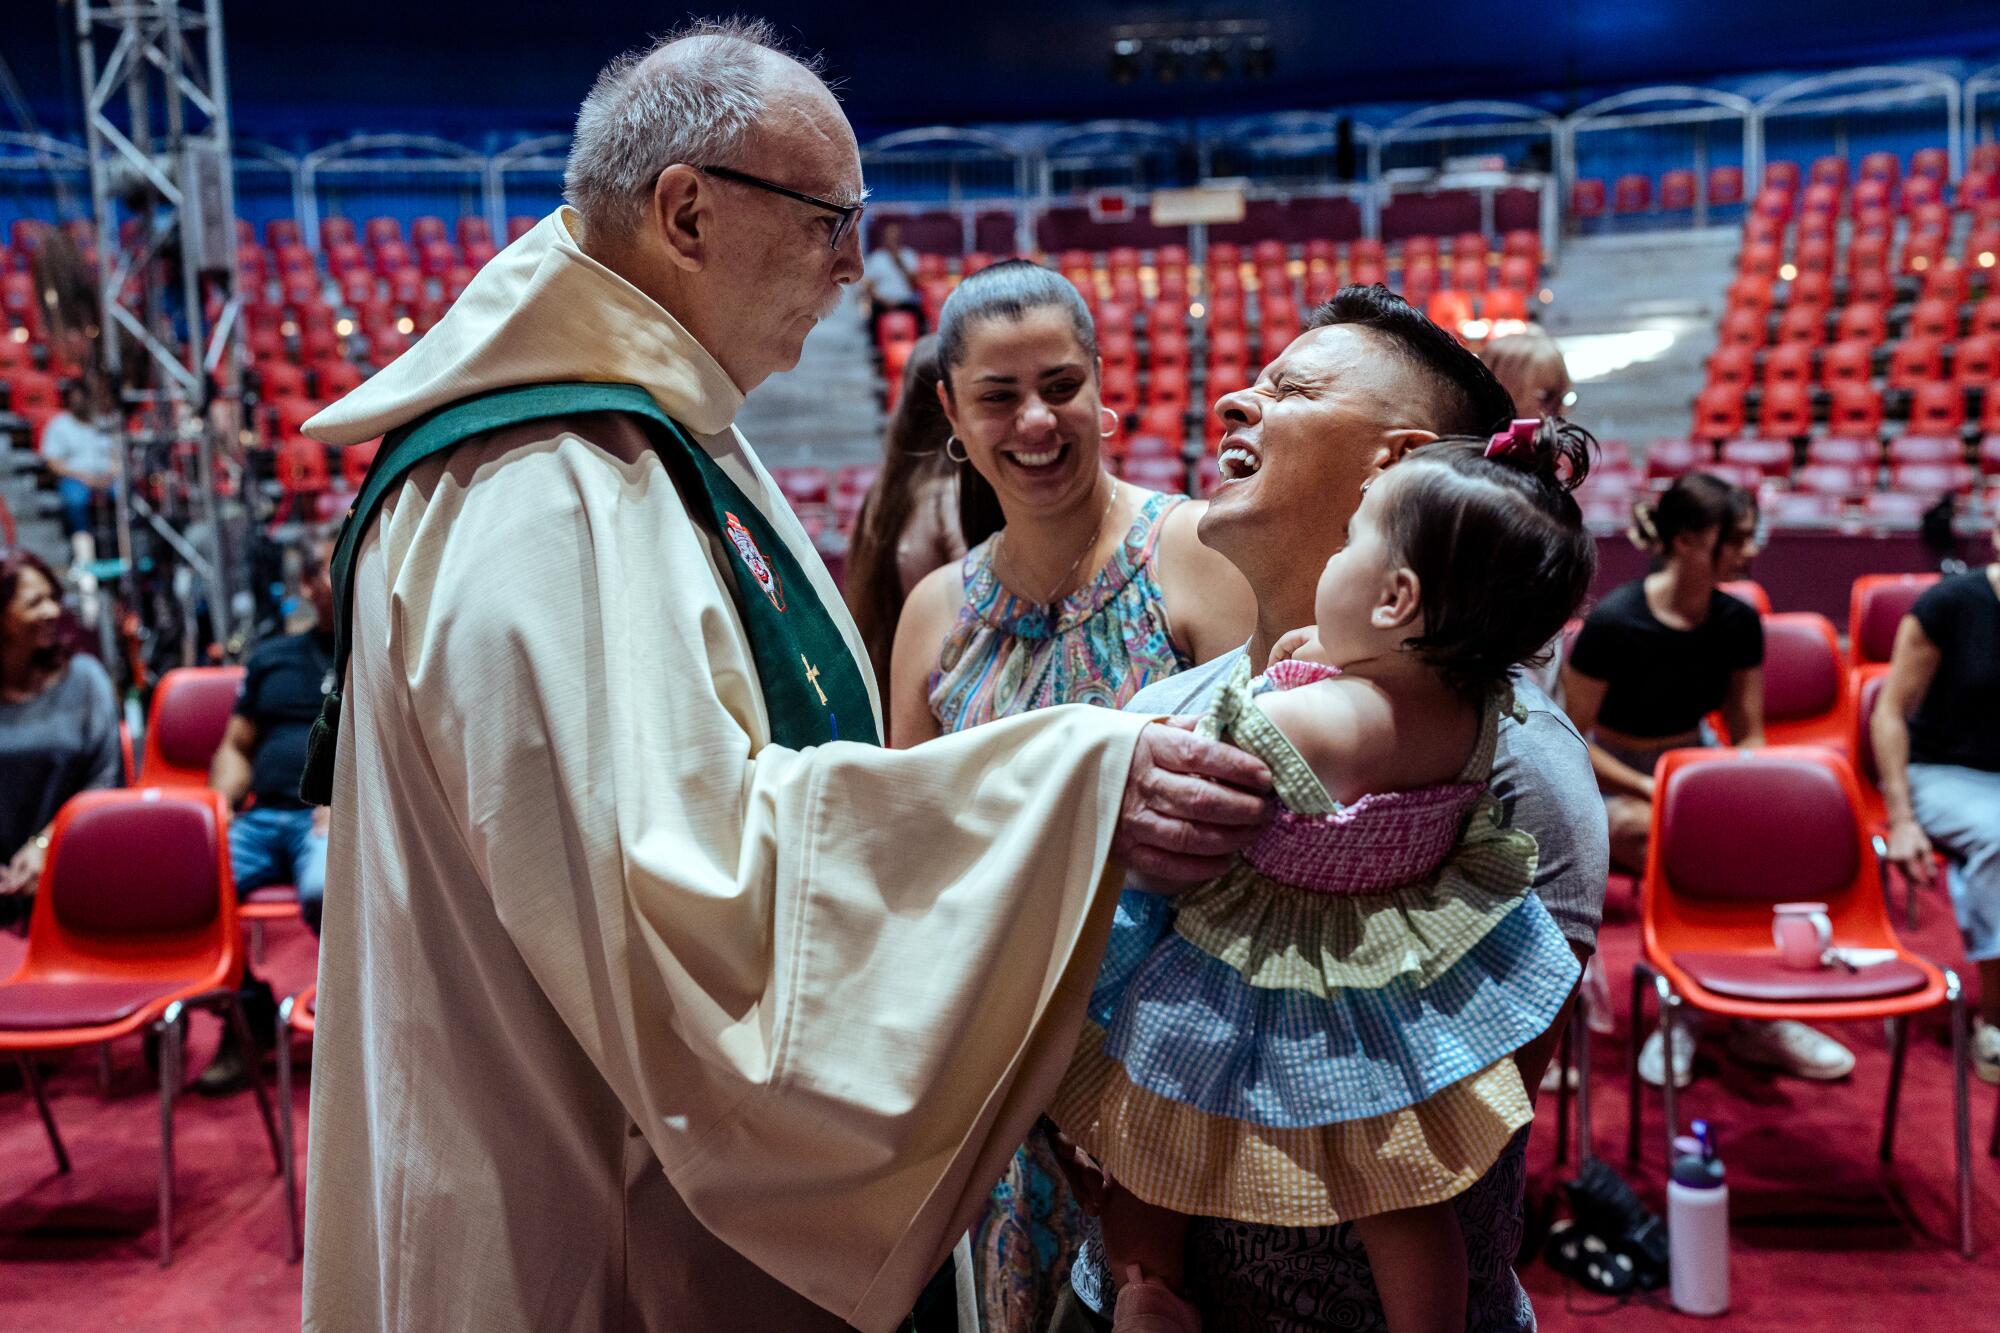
[736,288,885,469]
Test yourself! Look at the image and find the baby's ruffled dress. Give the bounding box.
[1050,657,1581,1225]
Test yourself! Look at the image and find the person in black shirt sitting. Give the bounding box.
[198,535,335,1095]
[1563,474,1855,1090]
[1874,513,2000,1082]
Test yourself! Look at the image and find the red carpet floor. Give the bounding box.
[4,890,2000,1331]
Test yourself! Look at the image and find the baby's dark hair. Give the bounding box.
[1375,417,1598,697]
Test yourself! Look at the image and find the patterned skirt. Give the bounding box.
[1049,658,1580,1225]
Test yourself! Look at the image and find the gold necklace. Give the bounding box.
[1000,479,1121,607]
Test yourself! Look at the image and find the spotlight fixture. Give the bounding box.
[1242,36,1273,81]
[1109,38,1140,85]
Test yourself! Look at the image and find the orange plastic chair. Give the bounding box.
[1851,663,1950,929]
[1718,579,1772,615]
[1849,573,1940,667]
[0,788,284,1264]
[138,666,245,787]
[1626,747,1974,1256]
[1761,612,1852,754]
[142,666,302,953]
[277,983,316,1261]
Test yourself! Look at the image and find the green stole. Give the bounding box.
[299,381,879,805]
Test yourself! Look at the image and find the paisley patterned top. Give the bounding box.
[928,491,1192,728]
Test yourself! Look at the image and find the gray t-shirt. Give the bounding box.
[0,653,123,862]
[1069,646,1609,1331]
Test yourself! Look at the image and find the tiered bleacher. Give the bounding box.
[1578,144,2000,532]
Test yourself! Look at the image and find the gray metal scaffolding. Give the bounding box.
[74,0,246,656]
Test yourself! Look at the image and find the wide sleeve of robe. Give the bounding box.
[371,419,1147,1328]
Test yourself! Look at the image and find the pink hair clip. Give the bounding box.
[1485,418,1540,462]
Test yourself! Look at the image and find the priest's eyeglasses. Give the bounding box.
[694,165,864,249]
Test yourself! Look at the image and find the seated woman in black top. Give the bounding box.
[1874,513,2000,1081]
[1562,474,1855,1090]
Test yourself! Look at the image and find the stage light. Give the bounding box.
[1911,255,1929,270]
[1779,263,1797,281]
[280,320,298,336]
[1980,251,1996,267]
[9,327,25,343]
[1108,39,1140,85]
[335,318,354,336]
[1189,301,1206,318]
[396,316,414,334]
[1461,318,1492,340]
[1539,288,1554,304]
[1242,37,1273,81]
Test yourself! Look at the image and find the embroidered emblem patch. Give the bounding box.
[725,512,785,612]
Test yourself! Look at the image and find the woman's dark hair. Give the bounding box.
[1629,472,1758,562]
[842,336,955,690]
[1306,285,1517,437]
[0,547,78,678]
[933,259,1100,548]
[1376,417,1598,697]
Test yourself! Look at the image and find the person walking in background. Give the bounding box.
[842,336,964,692]
[1480,327,1573,419]
[1563,474,1856,1090]
[39,381,118,578]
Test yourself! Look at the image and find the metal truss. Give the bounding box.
[74,0,245,653]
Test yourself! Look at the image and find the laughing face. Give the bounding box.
[1200,324,1438,593]
[937,304,1104,518]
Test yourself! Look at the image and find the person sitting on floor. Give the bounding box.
[197,534,335,1095]
[1562,473,1855,1089]
[1874,509,2000,1082]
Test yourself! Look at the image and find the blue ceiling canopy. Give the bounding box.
[9,0,2000,138]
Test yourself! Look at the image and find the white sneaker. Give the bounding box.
[1973,1021,2000,1086]
[1726,1019,1856,1080]
[1637,1022,1696,1089]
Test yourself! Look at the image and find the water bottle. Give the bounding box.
[1668,1120,1729,1316]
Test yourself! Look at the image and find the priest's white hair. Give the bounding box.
[565,17,812,242]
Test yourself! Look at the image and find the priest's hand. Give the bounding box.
[1112,719,1272,885]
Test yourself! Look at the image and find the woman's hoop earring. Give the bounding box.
[944,435,969,463]
[1100,407,1119,439]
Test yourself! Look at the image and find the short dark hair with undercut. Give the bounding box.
[1305,285,1516,437]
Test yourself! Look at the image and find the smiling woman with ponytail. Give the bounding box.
[882,258,1253,1330]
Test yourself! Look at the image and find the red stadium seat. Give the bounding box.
[1726,273,1774,311]
[1979,433,2000,476]
[1744,215,1785,248]
[1858,151,1900,184]
[1149,328,1190,371]
[1721,437,1793,480]
[1849,574,1942,669]
[1707,166,1745,206]
[1847,265,1896,308]
[339,269,378,307]
[1758,383,1813,439]
[255,359,308,400]
[1612,174,1653,214]
[1891,461,1976,496]
[1888,434,1963,466]
[1660,170,1697,211]
[1900,233,1947,275]
[1693,385,1746,442]
[409,216,447,246]
[1851,177,1894,215]
[1809,155,1849,189]
[1793,462,1872,498]
[1147,363,1190,409]
[1762,342,1814,389]
[1647,439,1713,483]
[1953,334,2000,389]
[1706,345,1756,391]
[1807,434,1880,467]
[1861,491,1929,525]
[1571,178,1607,218]
[312,359,362,399]
[1847,235,1890,277]
[1906,383,1966,436]
[1920,264,1968,307]
[319,216,356,249]
[1720,307,1767,349]
[1738,243,1782,279]
[1450,256,1487,292]
[1887,337,1945,391]
[1776,303,1827,347]
[323,241,367,277]
[1974,297,2000,339]
[1764,491,1847,525]
[457,216,491,249]
[364,217,402,248]
[1799,182,1841,218]
[1764,161,1802,194]
[1793,237,1836,275]
[1826,382,1884,438]
[1836,303,1888,346]
[1903,176,1943,214]
[1906,299,1960,341]
[1138,401,1186,446]
[507,215,537,242]
[1761,613,1853,753]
